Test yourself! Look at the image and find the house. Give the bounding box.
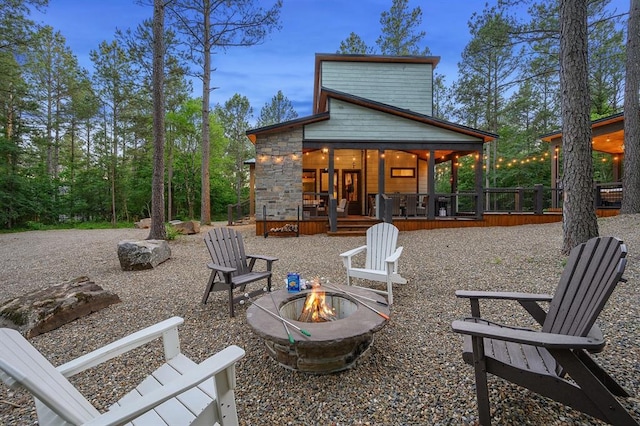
[540,112,625,209]
[246,54,498,233]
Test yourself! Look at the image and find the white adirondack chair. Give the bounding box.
[0,317,244,426]
[340,222,406,304]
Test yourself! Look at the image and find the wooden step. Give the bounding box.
[327,230,367,237]
[326,218,380,236]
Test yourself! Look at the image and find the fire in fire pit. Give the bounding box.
[298,282,336,322]
[246,283,389,374]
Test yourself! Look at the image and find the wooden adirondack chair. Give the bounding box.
[340,222,406,304]
[203,227,278,317]
[452,236,638,425]
[0,316,245,426]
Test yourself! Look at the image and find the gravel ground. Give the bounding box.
[0,216,639,425]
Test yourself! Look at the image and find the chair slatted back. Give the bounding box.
[542,236,627,337]
[205,228,249,277]
[405,194,417,216]
[392,196,401,216]
[0,328,100,425]
[365,223,399,271]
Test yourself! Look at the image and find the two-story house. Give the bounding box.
[246,54,498,233]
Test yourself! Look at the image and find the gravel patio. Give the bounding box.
[1,215,639,425]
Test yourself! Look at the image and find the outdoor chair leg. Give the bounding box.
[228,286,235,317]
[576,350,631,397]
[202,271,216,304]
[472,336,491,425]
[551,349,639,425]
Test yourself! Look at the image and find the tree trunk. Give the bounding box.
[148,0,167,240]
[167,125,173,222]
[559,0,598,254]
[621,0,640,213]
[200,0,212,226]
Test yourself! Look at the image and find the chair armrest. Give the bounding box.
[247,254,278,262]
[207,262,236,274]
[455,290,553,302]
[385,246,403,264]
[340,245,367,259]
[57,317,184,378]
[451,319,605,350]
[456,290,552,325]
[84,345,246,426]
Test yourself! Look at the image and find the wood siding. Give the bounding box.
[304,100,481,142]
[303,149,427,202]
[321,61,433,115]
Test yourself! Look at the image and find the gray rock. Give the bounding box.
[117,239,171,271]
[0,276,120,338]
[134,218,151,228]
[171,220,201,235]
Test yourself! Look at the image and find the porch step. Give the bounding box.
[326,218,380,237]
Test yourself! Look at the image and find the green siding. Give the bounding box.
[305,100,479,142]
[321,61,433,115]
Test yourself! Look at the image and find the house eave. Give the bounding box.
[246,113,331,143]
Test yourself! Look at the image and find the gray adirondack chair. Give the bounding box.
[0,317,245,426]
[203,227,278,317]
[452,236,638,425]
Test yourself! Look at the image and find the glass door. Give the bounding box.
[342,170,361,215]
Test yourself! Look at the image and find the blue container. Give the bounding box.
[287,273,300,292]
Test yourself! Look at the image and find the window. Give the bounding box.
[302,169,316,193]
[391,167,415,178]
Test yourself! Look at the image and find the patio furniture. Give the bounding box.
[0,316,245,426]
[392,194,402,216]
[337,198,348,217]
[340,222,406,304]
[416,195,427,216]
[368,195,376,217]
[405,194,417,217]
[203,227,278,317]
[452,236,638,425]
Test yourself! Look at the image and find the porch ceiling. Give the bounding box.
[540,112,625,155]
[592,128,624,154]
[301,148,474,164]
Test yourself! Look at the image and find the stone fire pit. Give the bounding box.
[246,284,390,374]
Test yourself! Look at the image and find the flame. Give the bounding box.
[299,281,336,322]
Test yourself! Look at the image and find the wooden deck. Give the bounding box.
[255,209,619,237]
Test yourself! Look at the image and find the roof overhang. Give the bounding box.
[246,88,498,147]
[246,113,330,144]
[540,112,625,154]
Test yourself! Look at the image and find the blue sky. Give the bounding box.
[31,0,629,121]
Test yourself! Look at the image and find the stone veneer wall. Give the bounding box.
[255,128,303,220]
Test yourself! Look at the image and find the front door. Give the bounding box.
[342,170,361,215]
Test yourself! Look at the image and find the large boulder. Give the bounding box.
[134,218,152,229]
[170,220,201,235]
[0,276,121,337]
[117,239,171,271]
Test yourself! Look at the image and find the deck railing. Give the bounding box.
[274,182,622,225]
[227,198,251,225]
[484,184,544,214]
[594,182,622,208]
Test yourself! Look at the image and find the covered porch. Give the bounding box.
[541,112,625,210]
